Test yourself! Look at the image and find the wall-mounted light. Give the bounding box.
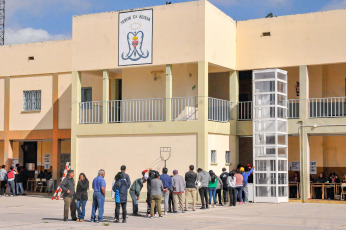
[151,70,164,81]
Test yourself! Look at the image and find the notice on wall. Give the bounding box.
[12,159,18,168]
[310,161,317,174]
[44,153,51,170]
[291,161,300,171]
[118,9,153,66]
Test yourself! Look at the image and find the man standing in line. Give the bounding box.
[172,170,185,213]
[0,165,7,197]
[160,168,172,215]
[121,165,131,189]
[129,175,147,216]
[220,168,229,205]
[60,170,77,221]
[91,169,106,223]
[241,165,255,204]
[7,166,16,196]
[184,165,197,211]
[197,168,210,209]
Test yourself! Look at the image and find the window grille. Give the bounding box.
[23,90,41,111]
[225,151,230,164]
[211,150,216,164]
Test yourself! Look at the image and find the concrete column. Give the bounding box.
[197,61,208,170]
[229,71,239,120]
[300,125,310,202]
[165,65,172,122]
[52,73,59,180]
[4,77,11,166]
[299,66,309,119]
[103,70,110,124]
[71,71,81,174]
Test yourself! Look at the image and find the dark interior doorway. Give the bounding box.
[22,142,37,168]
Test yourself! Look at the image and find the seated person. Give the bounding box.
[289,172,300,198]
[314,172,326,199]
[326,172,340,199]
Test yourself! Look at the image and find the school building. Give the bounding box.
[0,0,345,201]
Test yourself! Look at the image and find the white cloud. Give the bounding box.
[323,0,346,10]
[5,27,70,45]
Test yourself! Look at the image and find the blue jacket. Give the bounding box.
[160,173,172,190]
[112,179,128,203]
[242,168,254,186]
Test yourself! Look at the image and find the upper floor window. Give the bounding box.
[211,150,217,164]
[23,90,41,111]
[82,87,92,102]
[225,151,231,164]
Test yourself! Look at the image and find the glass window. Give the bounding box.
[81,87,92,102]
[211,150,217,164]
[225,151,230,164]
[23,90,41,111]
[254,81,275,93]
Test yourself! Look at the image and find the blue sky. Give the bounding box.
[5,0,346,44]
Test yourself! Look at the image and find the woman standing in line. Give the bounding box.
[235,168,244,204]
[227,171,237,206]
[113,172,129,223]
[76,173,89,222]
[208,170,218,208]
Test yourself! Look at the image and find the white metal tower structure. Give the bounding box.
[253,69,288,203]
[0,0,4,45]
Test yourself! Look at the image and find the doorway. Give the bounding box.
[22,142,37,168]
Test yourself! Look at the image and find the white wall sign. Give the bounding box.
[291,161,300,171]
[44,154,50,170]
[118,9,153,66]
[310,161,317,174]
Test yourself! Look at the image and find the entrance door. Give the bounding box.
[22,142,37,169]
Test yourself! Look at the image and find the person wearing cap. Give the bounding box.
[241,165,255,204]
[172,170,186,213]
[60,170,77,221]
[235,169,244,204]
[219,168,229,205]
[129,175,147,216]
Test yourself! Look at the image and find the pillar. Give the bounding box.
[71,71,81,175]
[52,73,60,179]
[4,76,11,167]
[300,125,310,202]
[229,71,239,120]
[102,70,109,124]
[165,65,172,122]
[299,66,309,119]
[197,61,208,170]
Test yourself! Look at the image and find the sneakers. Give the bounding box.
[239,202,242,205]
[164,211,167,215]
[63,218,68,221]
[159,215,163,218]
[149,216,153,219]
[122,219,126,223]
[115,219,119,223]
[200,206,206,209]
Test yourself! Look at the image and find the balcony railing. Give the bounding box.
[238,101,253,120]
[208,97,232,122]
[108,98,165,123]
[80,101,103,124]
[171,97,198,121]
[287,99,300,119]
[309,97,346,118]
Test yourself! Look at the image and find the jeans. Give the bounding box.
[222,187,228,203]
[64,197,77,219]
[185,188,197,210]
[243,184,248,202]
[228,187,236,206]
[163,190,170,212]
[235,186,243,203]
[16,182,24,195]
[115,202,127,220]
[76,200,87,220]
[91,192,105,221]
[208,187,217,204]
[150,195,162,216]
[129,190,139,214]
[216,189,222,204]
[1,181,7,195]
[168,190,174,212]
[199,187,209,207]
[7,180,15,196]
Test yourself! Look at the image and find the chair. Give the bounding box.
[341,183,346,200]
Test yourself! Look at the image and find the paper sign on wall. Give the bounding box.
[44,154,50,170]
[291,161,300,171]
[310,161,317,174]
[118,9,153,66]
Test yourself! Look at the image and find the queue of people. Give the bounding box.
[57,163,255,223]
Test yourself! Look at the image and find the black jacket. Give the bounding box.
[113,179,128,203]
[121,172,131,189]
[75,179,89,201]
[220,172,229,189]
[185,171,197,188]
[60,177,75,198]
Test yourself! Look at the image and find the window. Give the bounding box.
[211,150,217,164]
[81,87,92,102]
[23,90,41,111]
[225,151,231,164]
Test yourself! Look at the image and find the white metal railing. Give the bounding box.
[238,101,253,120]
[80,101,103,124]
[208,97,232,122]
[108,98,165,123]
[287,99,299,119]
[309,97,346,118]
[171,97,198,121]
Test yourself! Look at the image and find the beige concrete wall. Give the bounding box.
[0,40,72,77]
[0,78,4,131]
[205,1,236,69]
[0,141,4,165]
[282,67,299,100]
[77,134,197,191]
[61,140,71,154]
[323,136,346,167]
[58,73,72,129]
[208,134,236,173]
[208,72,229,100]
[72,1,206,71]
[81,71,103,102]
[10,75,53,130]
[323,63,346,97]
[172,63,198,97]
[237,9,346,70]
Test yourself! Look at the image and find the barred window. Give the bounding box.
[225,151,231,164]
[23,90,41,111]
[211,150,217,164]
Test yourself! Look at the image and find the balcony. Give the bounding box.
[309,97,346,118]
[79,97,233,124]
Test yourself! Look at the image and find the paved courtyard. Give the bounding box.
[0,195,345,230]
